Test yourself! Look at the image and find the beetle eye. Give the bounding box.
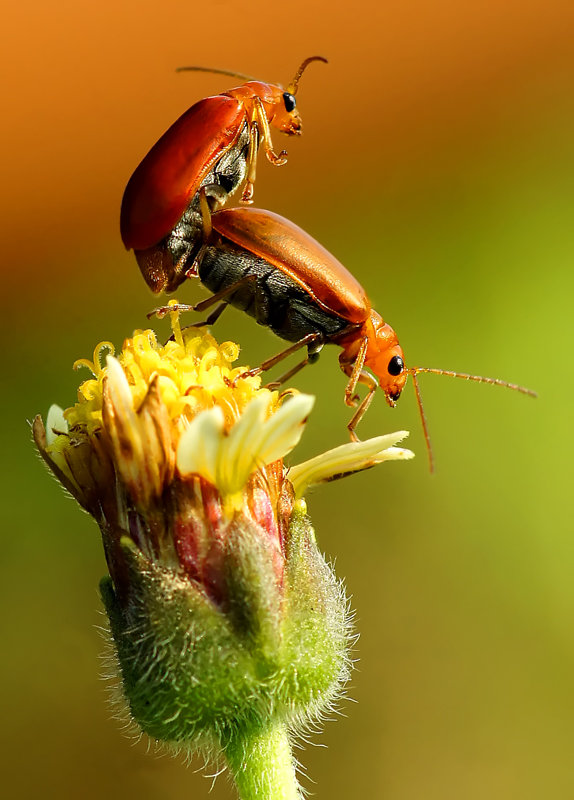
[283,92,296,112]
[388,355,404,376]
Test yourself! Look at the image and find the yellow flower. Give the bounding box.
[34,311,413,597]
[33,311,414,773]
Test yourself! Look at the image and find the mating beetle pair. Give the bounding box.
[121,59,535,468]
[121,57,325,293]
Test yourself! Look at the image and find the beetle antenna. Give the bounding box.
[176,66,257,82]
[410,367,537,398]
[408,367,536,472]
[409,370,435,473]
[287,56,328,95]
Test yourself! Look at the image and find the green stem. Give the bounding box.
[224,722,301,800]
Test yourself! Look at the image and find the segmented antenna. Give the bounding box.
[408,366,536,472]
[410,371,434,473]
[286,56,328,95]
[411,367,537,397]
[176,66,256,82]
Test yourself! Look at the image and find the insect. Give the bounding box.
[120,56,327,295]
[151,207,536,469]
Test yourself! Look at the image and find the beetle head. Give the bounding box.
[363,311,407,406]
[268,56,328,135]
[269,86,303,135]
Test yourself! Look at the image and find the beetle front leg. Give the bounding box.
[254,98,288,166]
[341,337,369,408]
[345,371,378,442]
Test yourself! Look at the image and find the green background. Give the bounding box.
[1,1,572,797]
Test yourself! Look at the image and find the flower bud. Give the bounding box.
[34,311,413,795]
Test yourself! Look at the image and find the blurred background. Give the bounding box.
[1,1,573,797]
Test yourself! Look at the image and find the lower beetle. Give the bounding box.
[151,207,536,469]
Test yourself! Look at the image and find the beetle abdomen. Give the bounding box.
[199,244,349,343]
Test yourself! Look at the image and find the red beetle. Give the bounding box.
[120,57,326,294]
[151,207,536,469]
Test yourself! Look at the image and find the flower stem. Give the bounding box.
[224,723,301,800]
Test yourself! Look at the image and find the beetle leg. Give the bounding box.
[184,187,215,276]
[148,274,259,320]
[192,302,228,328]
[254,98,288,166]
[233,334,323,385]
[147,302,195,320]
[194,273,259,313]
[241,98,288,202]
[345,371,378,442]
[241,122,259,204]
[342,337,369,408]
[264,347,322,390]
[199,186,213,239]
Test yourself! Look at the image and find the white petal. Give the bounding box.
[256,394,315,465]
[105,355,136,420]
[217,394,271,493]
[217,393,314,495]
[46,405,68,445]
[289,431,414,498]
[176,406,225,486]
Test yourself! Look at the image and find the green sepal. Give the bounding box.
[278,505,351,717]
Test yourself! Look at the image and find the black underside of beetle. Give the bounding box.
[199,243,351,345]
[165,123,251,268]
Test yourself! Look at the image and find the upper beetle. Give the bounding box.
[120,57,327,294]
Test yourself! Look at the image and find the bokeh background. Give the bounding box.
[1,1,573,798]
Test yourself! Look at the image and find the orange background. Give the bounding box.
[1,1,573,799]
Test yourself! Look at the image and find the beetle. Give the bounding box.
[151,206,536,469]
[120,56,326,295]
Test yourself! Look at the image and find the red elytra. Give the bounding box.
[121,97,248,252]
[151,207,536,470]
[210,206,369,322]
[120,58,327,293]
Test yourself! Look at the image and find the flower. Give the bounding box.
[33,308,413,798]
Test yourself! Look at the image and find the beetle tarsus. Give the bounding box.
[232,367,262,388]
[147,303,194,320]
[266,148,288,166]
[241,182,255,204]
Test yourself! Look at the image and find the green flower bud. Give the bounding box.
[100,502,349,749]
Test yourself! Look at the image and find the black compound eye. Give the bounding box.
[388,355,404,376]
[283,92,296,112]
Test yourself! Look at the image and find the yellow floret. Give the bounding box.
[52,304,275,451]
